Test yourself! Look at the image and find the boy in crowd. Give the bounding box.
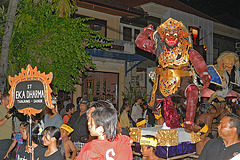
[140,135,162,160]
[63,103,75,124]
[137,118,147,128]
[77,101,133,160]
[60,124,77,160]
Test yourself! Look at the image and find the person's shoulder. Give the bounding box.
[71,111,79,117]
[45,114,49,118]
[205,137,222,146]
[81,141,94,151]
[115,134,131,144]
[55,113,62,118]
[15,132,21,137]
[52,150,64,159]
[66,139,74,145]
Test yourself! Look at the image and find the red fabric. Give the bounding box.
[76,135,133,160]
[160,98,180,128]
[62,112,71,124]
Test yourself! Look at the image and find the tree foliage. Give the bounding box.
[8,0,110,92]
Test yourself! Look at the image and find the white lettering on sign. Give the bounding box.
[26,90,44,99]
[17,100,30,103]
[16,90,44,99]
[33,99,43,103]
[16,91,26,99]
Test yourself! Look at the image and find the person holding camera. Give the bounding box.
[0,93,12,160]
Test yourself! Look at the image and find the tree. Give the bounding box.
[7,0,110,92]
[0,0,18,93]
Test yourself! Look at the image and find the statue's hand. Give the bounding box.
[144,24,155,40]
[201,74,211,90]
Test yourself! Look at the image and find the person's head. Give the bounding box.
[208,104,216,114]
[142,101,148,110]
[20,122,29,140]
[140,135,158,157]
[76,97,82,105]
[218,113,240,139]
[123,98,129,105]
[120,105,130,115]
[93,97,98,102]
[88,101,118,141]
[60,124,74,138]
[136,118,147,128]
[42,126,61,147]
[66,103,75,114]
[202,97,208,103]
[25,122,42,145]
[80,97,89,113]
[199,103,209,114]
[217,51,239,73]
[65,96,71,102]
[87,100,114,121]
[135,96,143,105]
[1,93,9,107]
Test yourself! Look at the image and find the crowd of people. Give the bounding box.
[0,92,240,160]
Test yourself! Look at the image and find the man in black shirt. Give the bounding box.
[199,113,240,160]
[68,98,89,149]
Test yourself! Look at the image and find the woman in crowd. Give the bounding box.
[16,122,45,160]
[40,126,64,160]
[44,102,63,129]
[119,104,130,136]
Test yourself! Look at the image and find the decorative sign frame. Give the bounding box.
[7,65,53,116]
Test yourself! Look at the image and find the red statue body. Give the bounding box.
[135,18,210,128]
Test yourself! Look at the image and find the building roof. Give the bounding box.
[118,0,217,22]
[76,0,146,18]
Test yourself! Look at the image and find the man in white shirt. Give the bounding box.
[131,96,143,124]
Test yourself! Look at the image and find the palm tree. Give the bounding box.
[0,0,18,92]
[0,0,76,92]
[53,0,76,18]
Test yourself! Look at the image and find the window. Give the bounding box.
[134,29,140,41]
[87,19,107,37]
[123,27,132,41]
[74,14,107,37]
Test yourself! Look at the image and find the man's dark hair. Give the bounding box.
[91,101,118,141]
[65,96,71,101]
[142,135,157,153]
[225,113,240,138]
[93,97,98,102]
[76,97,82,104]
[123,98,128,104]
[135,96,142,102]
[137,118,145,123]
[44,126,61,144]
[142,101,148,106]
[66,103,75,112]
[25,122,42,145]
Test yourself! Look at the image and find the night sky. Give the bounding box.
[179,0,240,29]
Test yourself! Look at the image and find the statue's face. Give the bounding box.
[164,29,179,47]
[221,54,235,72]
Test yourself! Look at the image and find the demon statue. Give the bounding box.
[207,51,239,103]
[135,18,210,129]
